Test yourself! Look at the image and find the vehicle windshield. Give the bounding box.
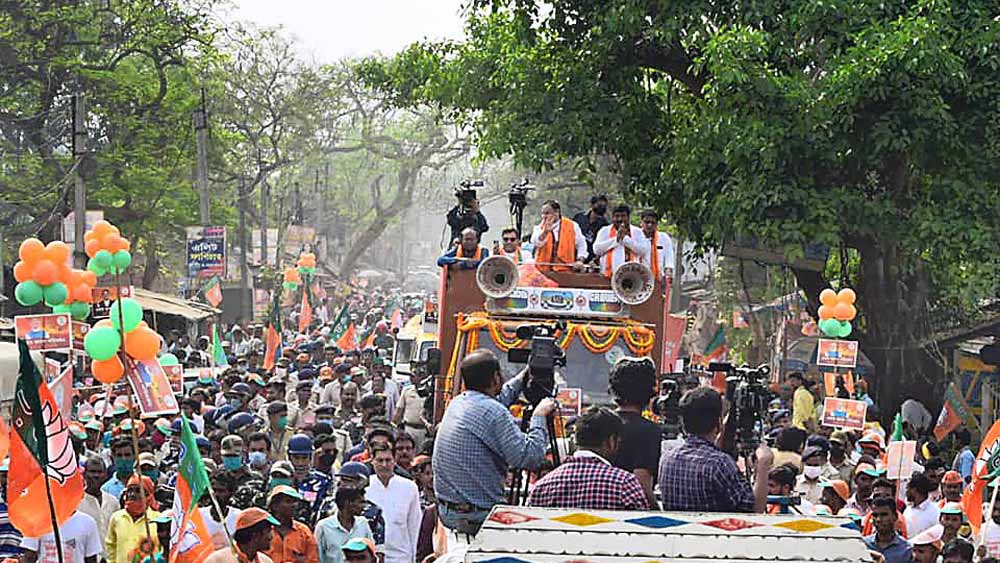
[394,339,415,366]
[468,327,620,406]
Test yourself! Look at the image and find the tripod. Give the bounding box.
[508,404,563,505]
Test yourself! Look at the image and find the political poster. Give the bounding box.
[91,286,133,320]
[127,358,179,417]
[816,338,859,368]
[186,226,226,279]
[886,440,917,480]
[71,321,90,353]
[555,388,582,417]
[821,397,867,431]
[49,364,74,421]
[163,364,184,393]
[660,314,686,373]
[15,313,72,351]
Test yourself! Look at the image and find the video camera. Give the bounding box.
[653,370,699,439]
[712,362,772,459]
[455,179,483,215]
[508,322,567,406]
[507,178,535,242]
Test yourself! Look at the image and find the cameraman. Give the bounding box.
[609,357,661,508]
[446,192,489,244]
[658,386,773,513]
[433,349,557,536]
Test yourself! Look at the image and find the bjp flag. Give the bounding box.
[934,383,970,441]
[337,323,358,352]
[263,289,283,371]
[962,418,1000,534]
[169,416,215,562]
[8,340,84,537]
[298,286,313,333]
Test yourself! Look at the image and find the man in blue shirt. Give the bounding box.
[437,227,489,270]
[433,349,557,535]
[865,497,913,563]
[952,428,975,484]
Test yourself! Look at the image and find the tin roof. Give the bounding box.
[467,506,873,563]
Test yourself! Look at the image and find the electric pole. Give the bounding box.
[293,181,302,225]
[72,94,87,269]
[194,87,211,226]
[260,179,269,267]
[238,177,251,321]
[670,236,684,312]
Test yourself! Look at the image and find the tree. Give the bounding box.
[359,0,1000,417]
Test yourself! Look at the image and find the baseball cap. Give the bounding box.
[859,432,885,451]
[941,502,964,516]
[267,484,304,505]
[84,420,104,432]
[813,504,832,516]
[153,418,172,436]
[151,510,174,524]
[942,470,964,485]
[137,453,157,468]
[341,537,376,557]
[801,445,826,461]
[221,435,244,455]
[235,507,280,531]
[270,461,294,478]
[855,463,885,478]
[829,430,851,446]
[909,524,943,548]
[337,462,371,478]
[68,422,87,440]
[820,480,850,502]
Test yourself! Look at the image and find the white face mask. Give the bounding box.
[803,465,823,480]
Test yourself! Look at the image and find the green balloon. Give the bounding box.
[159,353,179,367]
[94,249,113,269]
[52,303,71,314]
[818,318,836,337]
[838,321,852,338]
[113,250,132,270]
[14,281,43,306]
[283,281,297,291]
[109,298,143,332]
[87,257,107,276]
[70,301,91,320]
[43,282,68,307]
[84,326,121,361]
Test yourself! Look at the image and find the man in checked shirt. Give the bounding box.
[658,386,774,512]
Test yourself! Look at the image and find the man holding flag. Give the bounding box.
[170,417,216,563]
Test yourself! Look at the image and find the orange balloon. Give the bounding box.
[818,305,834,320]
[44,241,70,264]
[92,356,125,384]
[95,319,114,329]
[837,288,856,305]
[124,327,159,360]
[84,230,99,243]
[82,271,98,287]
[819,288,838,307]
[845,304,857,321]
[19,238,45,263]
[85,238,100,258]
[13,261,32,282]
[833,302,853,321]
[91,220,114,236]
[32,259,58,286]
[121,238,131,252]
[72,284,92,303]
[56,263,72,285]
[0,417,9,462]
[101,233,122,253]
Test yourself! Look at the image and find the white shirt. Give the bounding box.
[200,505,239,549]
[21,511,102,563]
[984,519,1000,557]
[593,224,650,276]
[78,490,119,547]
[904,498,941,538]
[530,219,587,264]
[644,231,675,277]
[366,474,422,563]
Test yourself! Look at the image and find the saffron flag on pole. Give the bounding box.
[263,290,283,372]
[203,276,223,308]
[169,416,215,563]
[934,382,971,441]
[330,304,351,343]
[7,339,84,537]
[337,323,358,352]
[961,418,1000,534]
[703,326,728,362]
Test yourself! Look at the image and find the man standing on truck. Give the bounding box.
[594,205,650,277]
[530,200,587,272]
[437,228,490,270]
[639,209,675,284]
[572,194,610,262]
[433,349,557,536]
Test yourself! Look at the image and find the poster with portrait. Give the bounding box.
[15,313,72,351]
[126,358,179,417]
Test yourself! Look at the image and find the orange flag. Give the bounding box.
[299,287,313,333]
[336,323,357,351]
[8,340,84,537]
[962,418,1000,534]
[170,417,215,562]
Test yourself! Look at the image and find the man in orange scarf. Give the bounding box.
[640,209,675,284]
[593,205,649,277]
[437,228,489,270]
[495,227,533,264]
[530,200,586,271]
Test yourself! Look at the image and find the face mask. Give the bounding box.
[229,398,243,408]
[803,465,823,480]
[125,497,147,518]
[248,451,267,468]
[594,205,607,215]
[317,453,336,471]
[317,418,333,427]
[343,375,352,383]
[222,455,243,471]
[269,478,293,491]
[142,469,160,482]
[237,366,247,373]
[114,458,135,476]
[276,416,289,431]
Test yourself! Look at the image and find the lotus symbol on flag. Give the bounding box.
[977,440,1000,479]
[15,388,78,484]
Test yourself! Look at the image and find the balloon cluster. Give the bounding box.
[818,288,857,338]
[84,297,159,384]
[84,220,132,276]
[52,269,98,320]
[296,252,317,276]
[13,239,72,308]
[282,267,302,291]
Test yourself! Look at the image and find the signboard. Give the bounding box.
[555,388,582,417]
[71,321,90,353]
[163,364,184,394]
[91,286,133,320]
[62,210,104,267]
[487,287,628,319]
[251,226,316,265]
[821,397,867,431]
[816,339,859,369]
[49,364,74,420]
[186,226,227,279]
[44,357,61,383]
[660,314,686,374]
[886,440,917,480]
[15,313,72,351]
[126,358,179,417]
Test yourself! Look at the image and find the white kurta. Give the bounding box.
[530,220,588,264]
[903,498,940,538]
[366,474,422,563]
[644,231,675,277]
[593,224,650,276]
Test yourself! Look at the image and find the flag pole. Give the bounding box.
[205,482,239,557]
[980,477,1000,550]
[41,468,67,563]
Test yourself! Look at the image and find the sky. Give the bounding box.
[227,0,468,63]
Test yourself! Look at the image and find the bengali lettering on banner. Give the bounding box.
[186,226,226,279]
[816,338,859,368]
[14,313,72,351]
[126,358,179,417]
[660,313,686,373]
[821,397,867,431]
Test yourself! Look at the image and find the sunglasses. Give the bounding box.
[503,238,517,242]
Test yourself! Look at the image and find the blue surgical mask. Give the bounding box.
[222,455,243,471]
[343,375,352,383]
[142,469,160,482]
[248,451,267,468]
[269,477,293,491]
[114,458,134,476]
[230,398,243,408]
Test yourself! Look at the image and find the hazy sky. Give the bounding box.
[227,0,468,62]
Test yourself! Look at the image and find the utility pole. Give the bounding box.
[293,181,302,225]
[72,94,87,269]
[670,236,684,312]
[260,179,269,267]
[194,87,211,226]
[238,177,251,321]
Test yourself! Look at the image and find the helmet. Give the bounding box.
[227,412,257,434]
[287,433,314,455]
[230,382,252,396]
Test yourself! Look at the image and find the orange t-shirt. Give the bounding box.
[264,520,319,563]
